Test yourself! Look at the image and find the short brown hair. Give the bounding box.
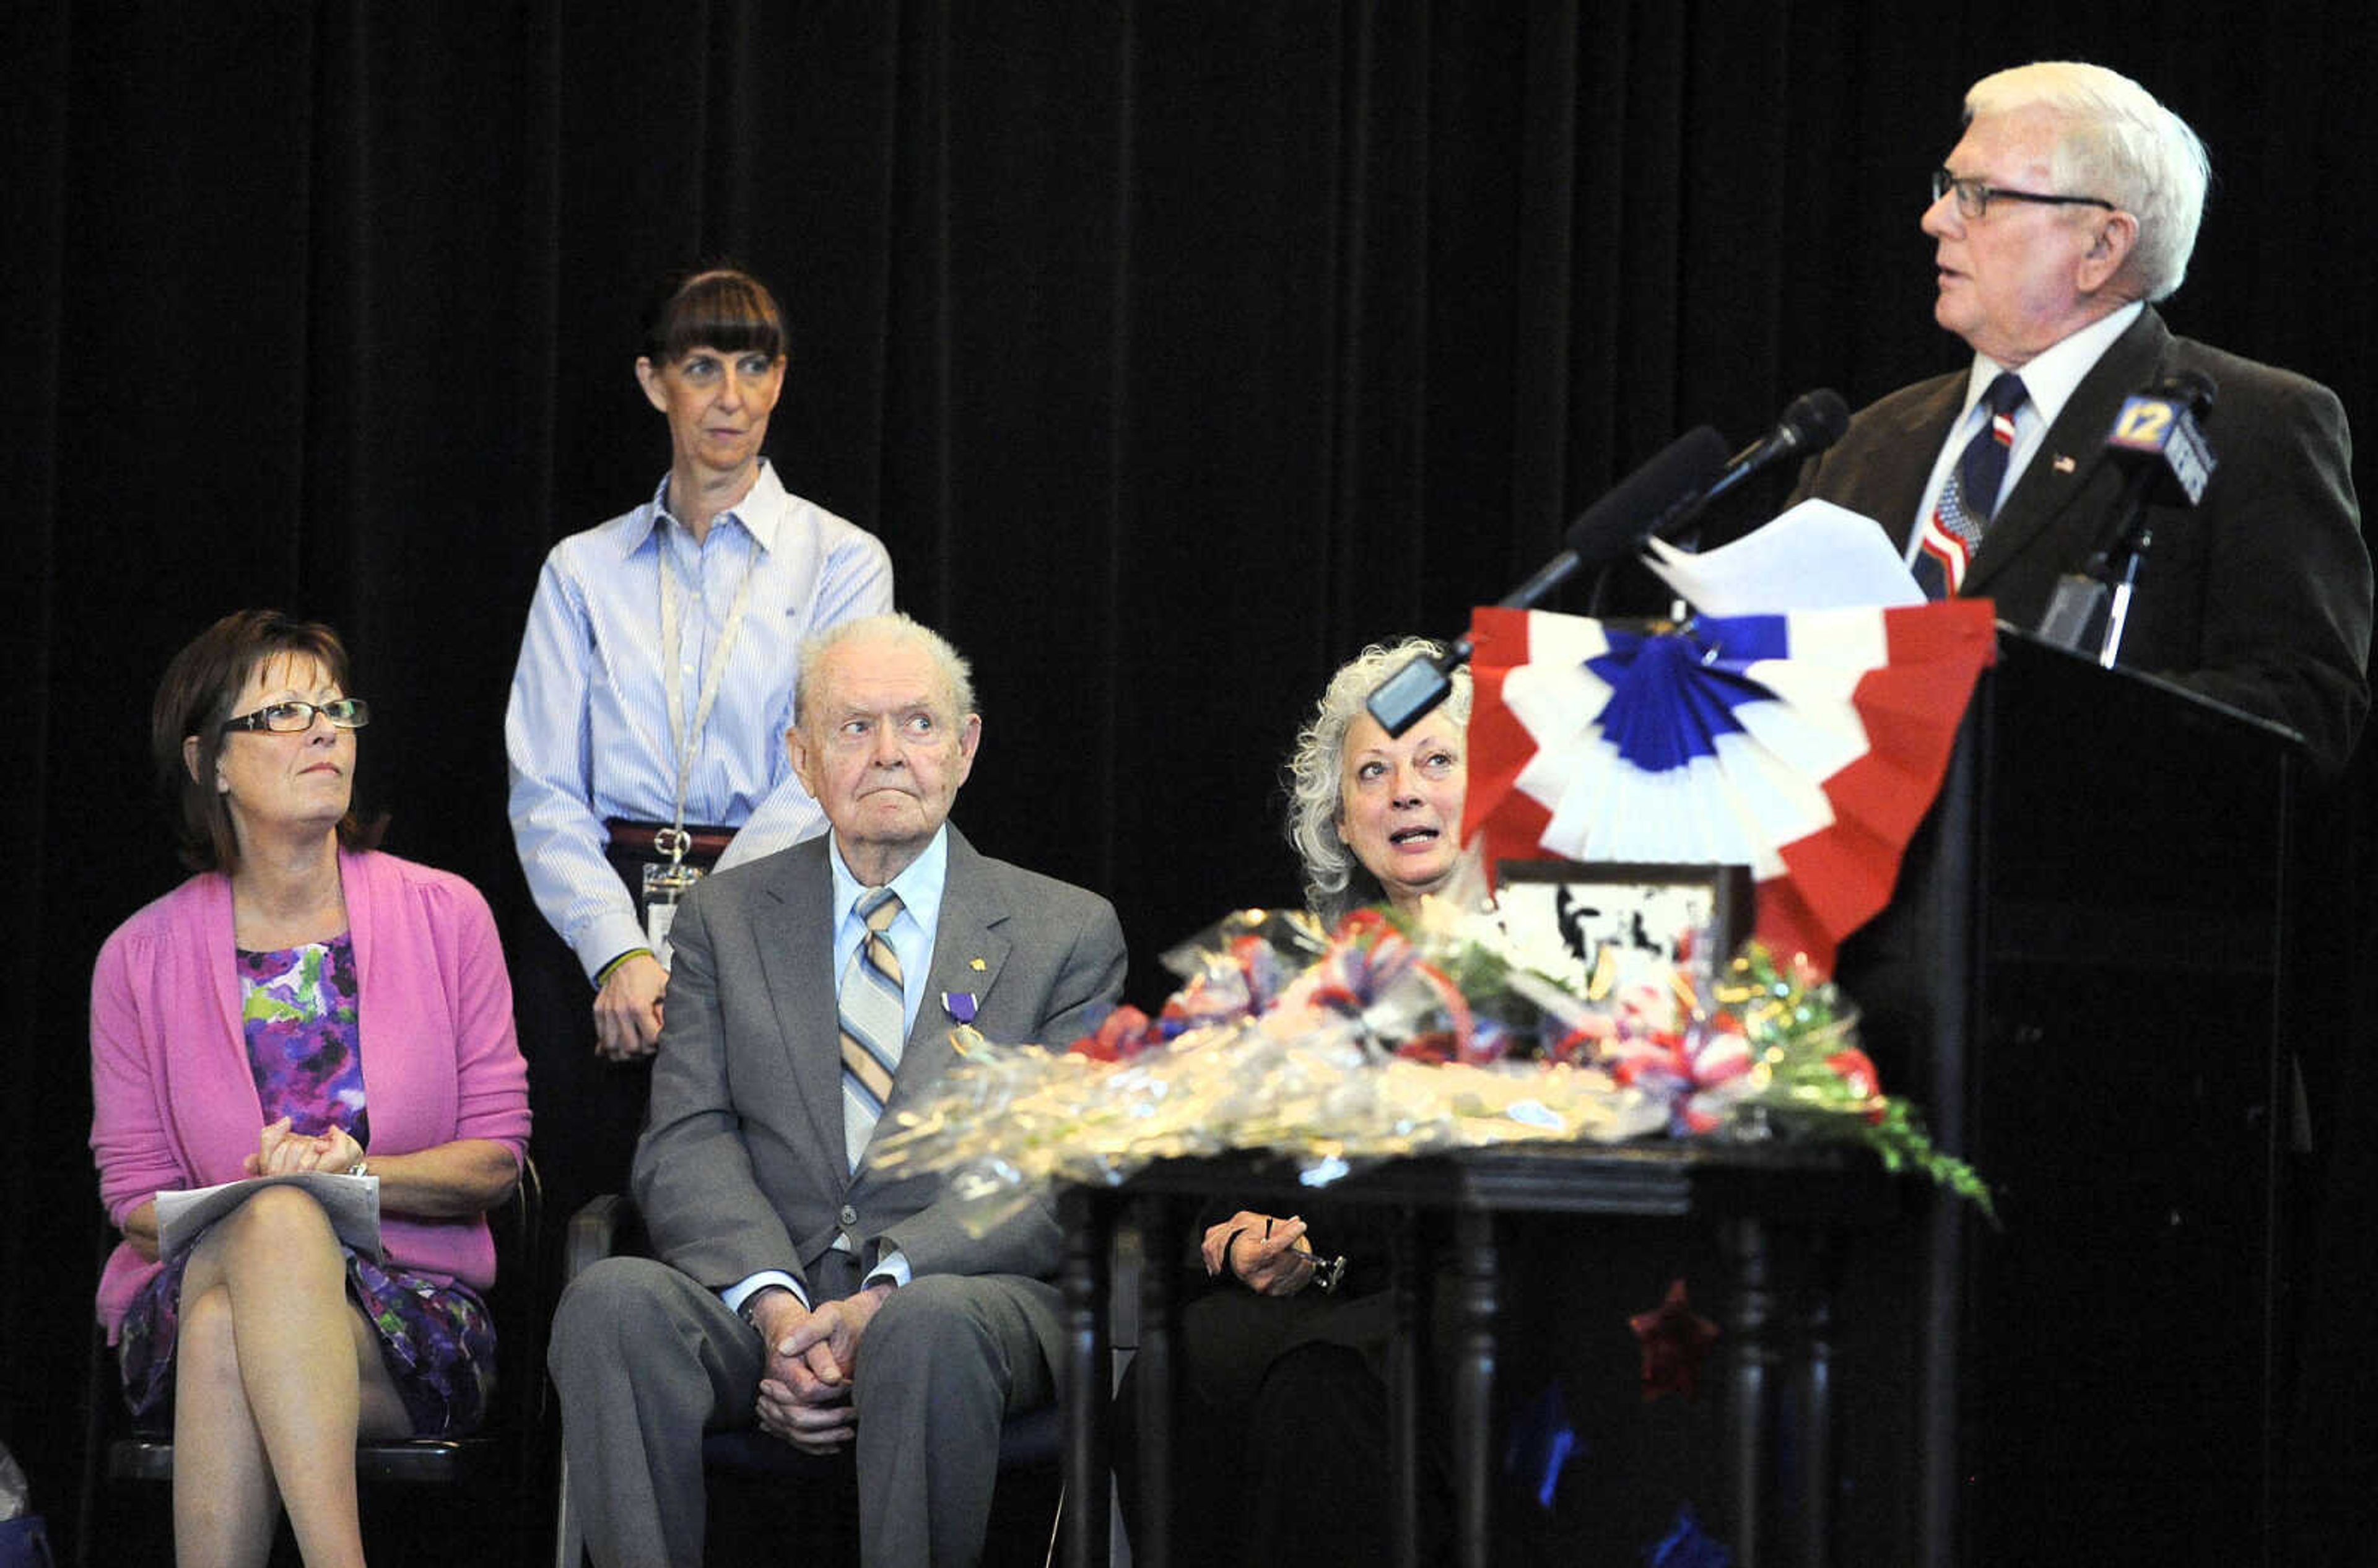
[152,609,372,873]
[639,265,788,367]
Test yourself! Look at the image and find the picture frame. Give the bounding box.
[1494,860,1753,992]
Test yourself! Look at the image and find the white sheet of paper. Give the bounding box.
[1644,499,1926,615]
[155,1171,382,1261]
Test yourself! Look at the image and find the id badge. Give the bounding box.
[642,860,705,969]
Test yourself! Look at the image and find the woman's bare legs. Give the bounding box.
[167,1183,409,1567]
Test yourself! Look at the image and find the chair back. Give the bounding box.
[73,1158,547,1564]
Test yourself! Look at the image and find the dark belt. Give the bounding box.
[603,818,734,870]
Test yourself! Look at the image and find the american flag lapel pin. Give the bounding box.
[2052,454,2077,474]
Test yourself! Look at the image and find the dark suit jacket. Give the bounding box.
[1782,307,2371,774]
[629,824,1127,1361]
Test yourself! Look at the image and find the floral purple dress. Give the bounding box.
[115,933,498,1435]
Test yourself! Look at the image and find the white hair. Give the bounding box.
[1284,638,1473,921]
[793,612,977,729]
[1966,61,2210,302]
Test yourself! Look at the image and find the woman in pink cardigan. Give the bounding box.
[89,609,531,1568]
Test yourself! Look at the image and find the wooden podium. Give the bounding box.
[1834,625,2303,1566]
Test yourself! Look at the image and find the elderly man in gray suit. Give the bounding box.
[549,611,1128,1567]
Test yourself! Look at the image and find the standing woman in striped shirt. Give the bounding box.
[504,266,894,1227]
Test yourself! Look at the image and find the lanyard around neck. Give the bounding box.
[657,520,759,848]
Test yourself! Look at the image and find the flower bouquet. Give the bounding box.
[868,895,1990,1219]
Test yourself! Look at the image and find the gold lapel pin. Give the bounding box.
[2052,454,2077,474]
[969,957,986,971]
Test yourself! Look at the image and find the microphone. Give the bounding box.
[1693,388,1852,515]
[2095,371,2216,669]
[1496,426,1731,609]
[1646,388,1852,544]
[1364,647,1466,743]
[2104,370,2218,507]
[1364,426,1731,738]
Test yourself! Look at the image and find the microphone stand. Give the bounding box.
[2037,462,2159,664]
[2096,485,2158,670]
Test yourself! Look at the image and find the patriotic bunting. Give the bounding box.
[1461,601,1998,972]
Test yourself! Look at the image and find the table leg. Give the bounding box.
[1060,1188,1111,1568]
[1452,1207,1497,1568]
[1132,1195,1180,1568]
[1794,1227,1840,1568]
[1725,1214,1777,1568]
[1390,1206,1419,1568]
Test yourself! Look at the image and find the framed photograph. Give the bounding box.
[1494,860,1753,993]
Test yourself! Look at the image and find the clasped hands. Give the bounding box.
[593,951,668,1060]
[243,1115,364,1178]
[1202,1210,1320,1296]
[751,1282,894,1453]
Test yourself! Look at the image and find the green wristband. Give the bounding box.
[595,947,655,986]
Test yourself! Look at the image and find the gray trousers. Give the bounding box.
[549,1253,1060,1567]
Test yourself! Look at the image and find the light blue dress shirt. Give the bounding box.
[825,825,949,1043]
[724,825,952,1316]
[505,460,894,980]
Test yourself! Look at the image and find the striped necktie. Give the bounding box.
[1914,371,2027,598]
[838,887,905,1170]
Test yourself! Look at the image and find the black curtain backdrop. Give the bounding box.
[7,3,2376,1559]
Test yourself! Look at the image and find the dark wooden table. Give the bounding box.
[1058,1141,1906,1568]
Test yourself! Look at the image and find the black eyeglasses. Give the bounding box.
[1932,168,2117,221]
[220,698,371,734]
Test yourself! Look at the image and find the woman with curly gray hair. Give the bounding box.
[1117,638,1471,1565]
[1286,636,1473,924]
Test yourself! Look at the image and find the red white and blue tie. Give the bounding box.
[1914,372,2027,598]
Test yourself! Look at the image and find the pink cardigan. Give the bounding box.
[89,849,533,1340]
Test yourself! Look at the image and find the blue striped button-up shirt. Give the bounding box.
[505,460,894,979]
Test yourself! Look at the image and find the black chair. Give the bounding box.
[550,1193,1065,1568]
[74,1159,548,1567]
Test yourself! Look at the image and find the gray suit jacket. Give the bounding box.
[1781,308,2372,774]
[630,824,1127,1336]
